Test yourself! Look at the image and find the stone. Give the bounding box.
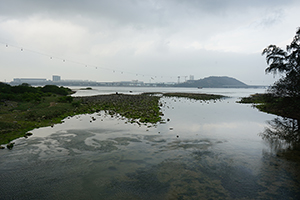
[7,142,15,150]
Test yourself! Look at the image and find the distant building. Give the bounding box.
[52,75,61,82]
[190,75,194,81]
[12,78,47,85]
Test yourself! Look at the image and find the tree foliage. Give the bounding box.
[40,85,71,96]
[0,83,72,102]
[262,27,300,97]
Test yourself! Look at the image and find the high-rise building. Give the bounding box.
[52,75,61,82]
[190,75,194,81]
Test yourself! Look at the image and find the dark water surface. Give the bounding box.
[1,88,299,199]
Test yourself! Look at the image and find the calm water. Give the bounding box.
[1,87,299,199]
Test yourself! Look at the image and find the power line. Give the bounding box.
[0,40,179,81]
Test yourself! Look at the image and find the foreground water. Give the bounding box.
[1,87,299,199]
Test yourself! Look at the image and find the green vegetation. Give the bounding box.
[0,83,76,145]
[163,92,225,101]
[77,94,162,124]
[0,82,73,102]
[80,87,93,90]
[238,93,300,120]
[0,83,227,146]
[0,84,163,145]
[239,27,300,121]
[262,27,300,98]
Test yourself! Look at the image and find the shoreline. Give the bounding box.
[238,93,300,120]
[0,91,225,148]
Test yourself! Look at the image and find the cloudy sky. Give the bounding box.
[0,0,299,85]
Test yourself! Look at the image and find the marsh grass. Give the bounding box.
[0,94,163,145]
[163,92,226,101]
[1,91,227,146]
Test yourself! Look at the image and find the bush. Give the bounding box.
[41,85,71,96]
[71,101,81,107]
[11,84,37,94]
[58,96,73,103]
[22,92,42,102]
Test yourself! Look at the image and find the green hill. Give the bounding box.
[176,76,249,88]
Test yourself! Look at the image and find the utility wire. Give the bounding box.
[0,40,179,81]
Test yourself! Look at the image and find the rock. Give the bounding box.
[0,146,5,149]
[7,142,15,150]
[24,132,33,138]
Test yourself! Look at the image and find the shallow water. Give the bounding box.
[1,87,299,199]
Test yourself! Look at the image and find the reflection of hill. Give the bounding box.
[176,76,251,88]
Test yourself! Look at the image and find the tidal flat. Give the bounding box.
[0,91,224,146]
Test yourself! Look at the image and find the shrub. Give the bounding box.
[71,101,81,107]
[41,85,70,96]
[58,96,73,103]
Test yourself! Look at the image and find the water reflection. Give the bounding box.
[258,117,300,199]
[1,92,300,199]
[261,117,300,155]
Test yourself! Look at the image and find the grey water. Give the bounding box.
[1,87,299,199]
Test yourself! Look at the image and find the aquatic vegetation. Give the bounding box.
[142,92,226,101]
[77,94,163,124]
[0,86,227,145]
[237,93,270,104]
[238,93,300,120]
[163,92,226,101]
[0,93,163,145]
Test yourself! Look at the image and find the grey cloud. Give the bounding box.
[1,0,297,21]
[0,0,299,85]
[0,0,297,39]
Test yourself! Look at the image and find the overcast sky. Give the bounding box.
[0,0,299,85]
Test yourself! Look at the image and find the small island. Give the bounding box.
[80,87,93,90]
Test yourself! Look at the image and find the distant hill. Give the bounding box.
[175,76,249,88]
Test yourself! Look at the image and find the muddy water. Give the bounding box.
[0,88,299,199]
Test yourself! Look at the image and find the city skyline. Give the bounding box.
[9,74,197,85]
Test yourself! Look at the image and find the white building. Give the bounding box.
[52,75,61,82]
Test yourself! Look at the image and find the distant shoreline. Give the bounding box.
[7,76,268,88]
[7,81,267,89]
